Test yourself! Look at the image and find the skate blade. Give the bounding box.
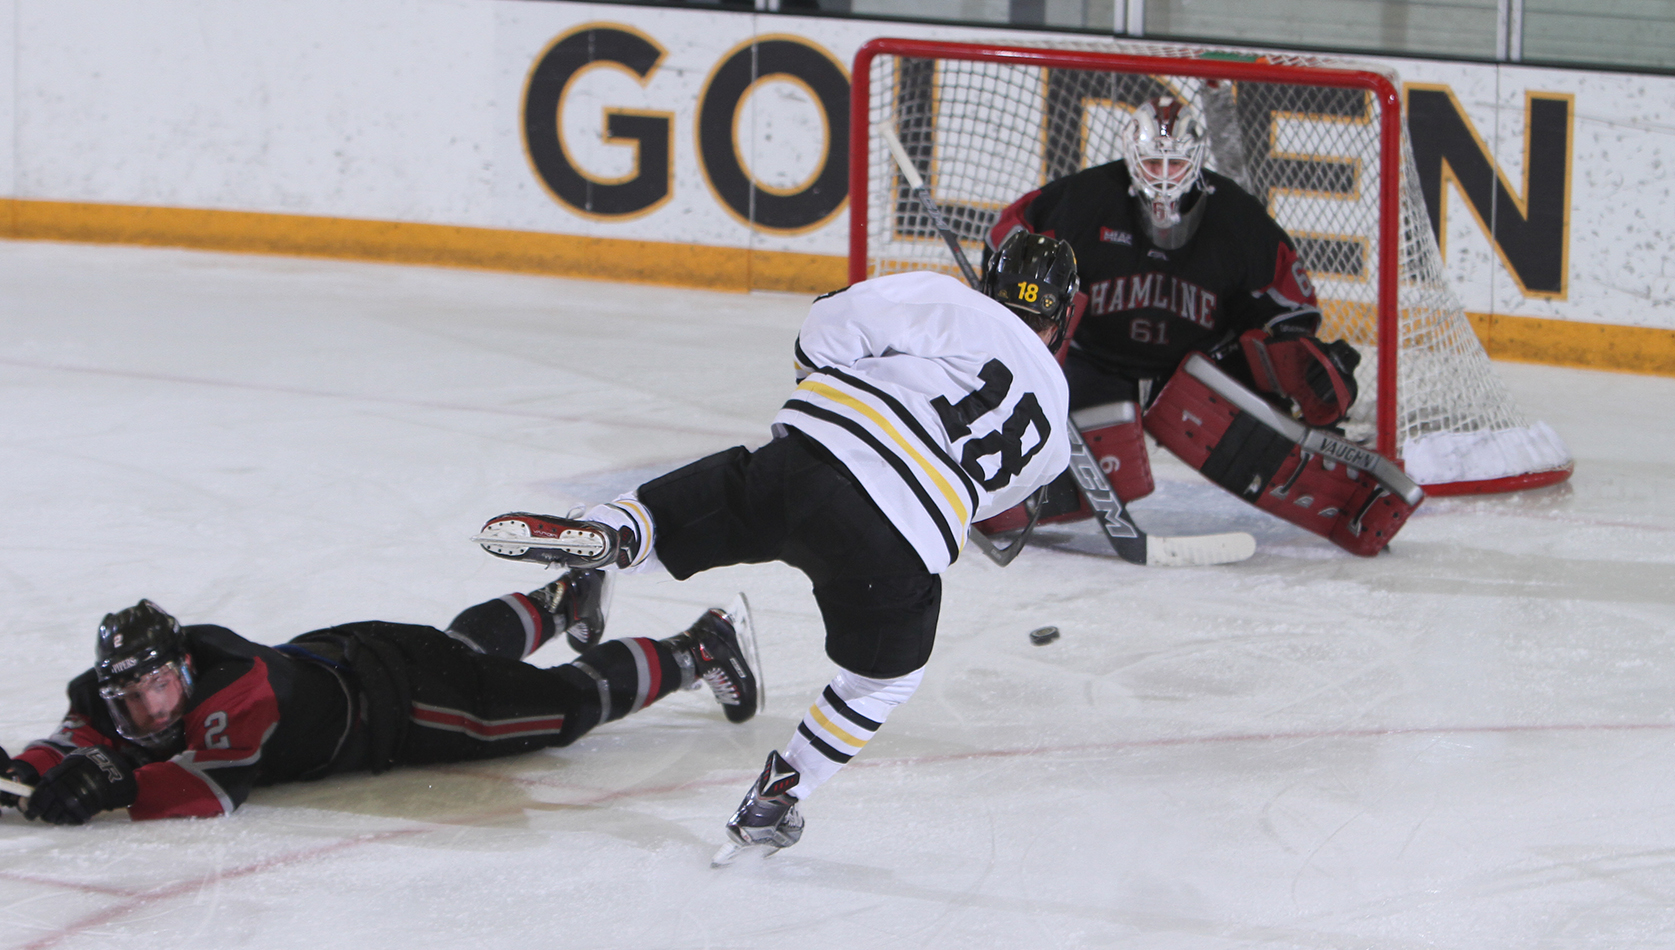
[710,838,781,868]
[723,593,764,713]
[473,519,610,566]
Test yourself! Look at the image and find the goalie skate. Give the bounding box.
[473,512,621,570]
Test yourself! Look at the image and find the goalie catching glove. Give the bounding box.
[1240,328,1361,427]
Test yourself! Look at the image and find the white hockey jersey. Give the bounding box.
[773,271,1071,573]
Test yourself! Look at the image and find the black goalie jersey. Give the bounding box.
[990,161,1322,383]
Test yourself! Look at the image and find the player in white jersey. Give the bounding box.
[474,232,1075,863]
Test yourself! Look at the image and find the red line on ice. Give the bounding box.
[16,828,426,950]
[12,719,1670,945]
[427,719,1675,804]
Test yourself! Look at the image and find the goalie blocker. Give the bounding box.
[1145,354,1423,556]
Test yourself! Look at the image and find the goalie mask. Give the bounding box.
[1122,96,1211,250]
[982,231,1079,350]
[96,599,193,751]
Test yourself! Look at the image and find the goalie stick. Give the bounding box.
[880,125,1255,567]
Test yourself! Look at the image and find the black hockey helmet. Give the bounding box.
[982,231,1080,350]
[96,599,186,685]
[96,600,194,749]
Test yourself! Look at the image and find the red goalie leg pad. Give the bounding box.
[972,400,1152,536]
[1254,453,1417,556]
[1144,364,1416,556]
[972,469,1088,534]
[1072,401,1153,502]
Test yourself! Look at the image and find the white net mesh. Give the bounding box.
[860,39,1572,490]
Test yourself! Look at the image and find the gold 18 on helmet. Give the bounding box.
[95,600,194,750]
[982,231,1080,351]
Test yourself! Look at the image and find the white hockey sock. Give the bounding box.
[583,492,662,574]
[781,667,924,801]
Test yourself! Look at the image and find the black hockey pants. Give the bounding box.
[290,622,661,773]
[635,428,940,679]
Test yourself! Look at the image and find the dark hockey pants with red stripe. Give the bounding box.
[300,606,686,771]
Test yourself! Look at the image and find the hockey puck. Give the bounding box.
[1028,626,1060,646]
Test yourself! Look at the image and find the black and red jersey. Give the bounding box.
[990,161,1321,381]
[17,625,350,820]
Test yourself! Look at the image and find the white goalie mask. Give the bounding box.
[1122,96,1211,245]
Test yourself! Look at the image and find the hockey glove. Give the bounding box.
[1239,329,1360,427]
[25,746,138,825]
[1304,339,1361,412]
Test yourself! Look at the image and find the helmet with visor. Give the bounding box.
[96,600,193,751]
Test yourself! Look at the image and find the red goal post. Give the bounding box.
[847,37,1573,495]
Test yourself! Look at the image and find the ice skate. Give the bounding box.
[527,568,613,652]
[711,750,804,867]
[474,512,626,570]
[672,594,762,724]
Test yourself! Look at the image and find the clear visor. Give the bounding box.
[99,659,191,745]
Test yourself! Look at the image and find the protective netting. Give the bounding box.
[860,39,1572,490]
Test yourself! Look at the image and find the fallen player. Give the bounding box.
[0,570,758,824]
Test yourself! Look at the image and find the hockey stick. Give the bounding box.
[966,484,1051,566]
[879,125,1255,568]
[1065,424,1255,566]
[882,126,1046,565]
[0,776,32,804]
[881,125,982,289]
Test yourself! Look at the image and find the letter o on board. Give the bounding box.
[698,38,849,233]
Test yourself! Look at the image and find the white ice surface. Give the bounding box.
[2,241,1673,949]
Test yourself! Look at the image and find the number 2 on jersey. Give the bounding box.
[203,710,230,749]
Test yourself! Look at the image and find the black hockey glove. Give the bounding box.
[25,746,139,825]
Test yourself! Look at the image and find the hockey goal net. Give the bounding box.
[848,38,1573,495]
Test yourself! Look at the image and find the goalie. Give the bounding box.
[0,572,758,825]
[981,94,1416,555]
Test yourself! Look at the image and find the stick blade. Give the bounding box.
[1144,532,1256,567]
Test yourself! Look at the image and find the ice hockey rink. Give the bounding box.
[1,238,1672,950]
